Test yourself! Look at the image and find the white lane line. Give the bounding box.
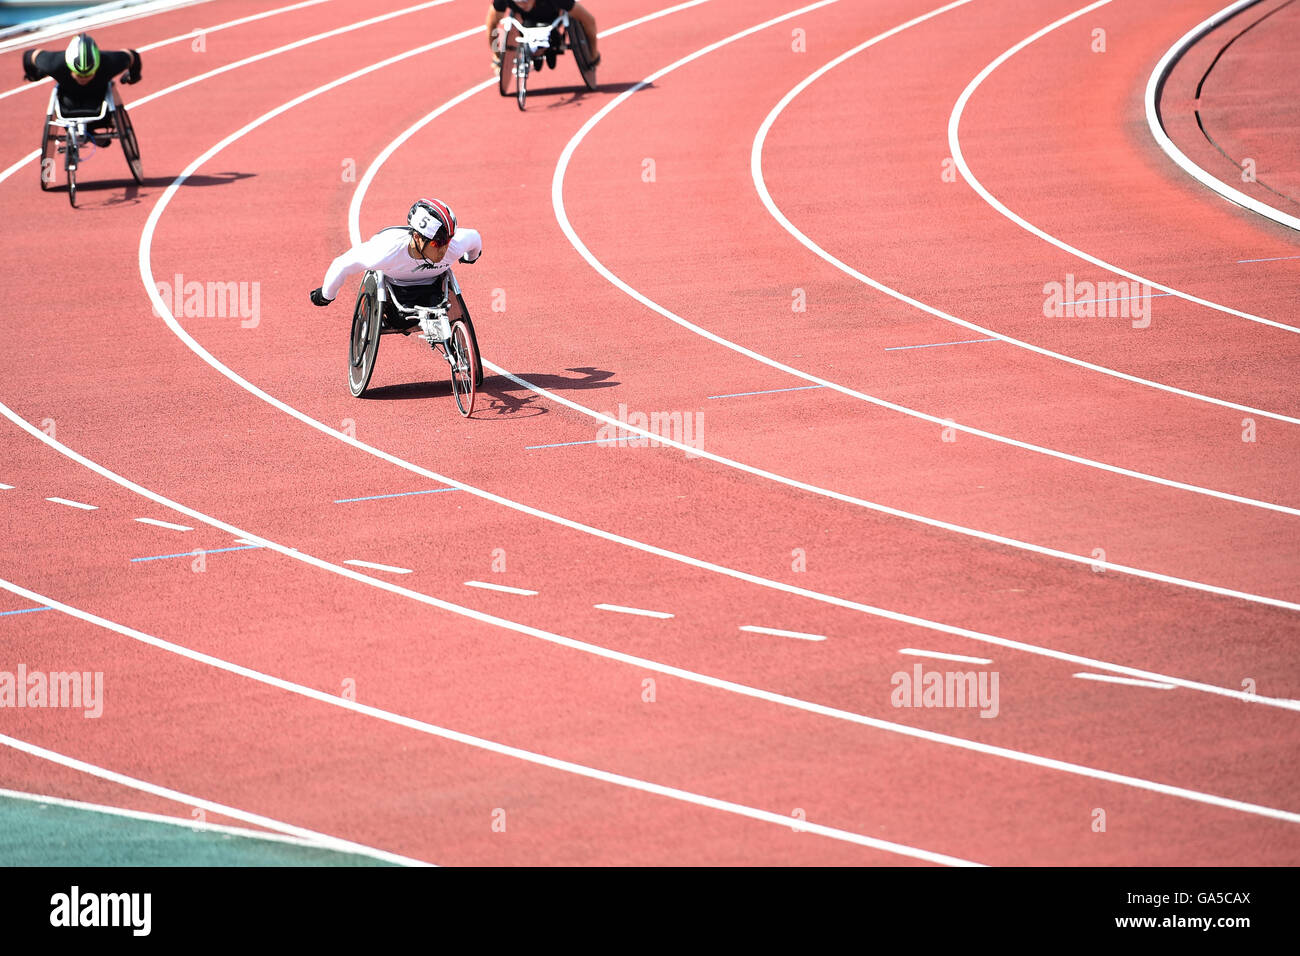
[740,625,826,641]
[0,0,335,100]
[6,405,1294,714]
[1146,0,1300,234]
[900,648,993,665]
[951,0,1300,330]
[465,580,538,596]
[946,1,1300,335]
[46,497,96,510]
[752,16,1300,425]
[0,578,980,865]
[1074,673,1177,690]
[134,517,193,531]
[344,560,412,575]
[0,483,12,490]
[0,0,212,53]
[0,786,378,855]
[549,3,1300,527]
[595,603,675,619]
[488,364,1300,613]
[0,0,457,187]
[3,425,1298,837]
[111,2,1300,700]
[346,0,712,233]
[0,736,429,866]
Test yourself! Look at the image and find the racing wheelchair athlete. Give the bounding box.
[23,34,143,205]
[310,198,486,395]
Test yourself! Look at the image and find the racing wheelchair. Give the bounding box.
[496,9,597,110]
[348,268,483,416]
[39,79,142,207]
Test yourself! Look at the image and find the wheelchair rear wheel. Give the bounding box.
[449,319,477,417]
[569,20,597,91]
[348,273,381,397]
[116,103,143,184]
[38,113,54,191]
[498,35,518,97]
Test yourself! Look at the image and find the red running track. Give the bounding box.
[0,0,1296,865]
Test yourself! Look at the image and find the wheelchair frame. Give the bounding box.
[496,10,598,110]
[39,79,142,207]
[348,268,482,417]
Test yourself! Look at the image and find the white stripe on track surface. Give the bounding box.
[751,6,1300,425]
[0,578,983,866]
[0,734,430,865]
[3,407,1297,828]
[949,0,1300,332]
[113,6,1300,704]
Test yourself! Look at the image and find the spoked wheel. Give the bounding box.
[516,51,530,110]
[498,34,518,97]
[348,273,381,397]
[116,104,143,183]
[453,290,484,387]
[65,135,78,208]
[569,20,598,91]
[448,319,478,417]
[38,114,54,191]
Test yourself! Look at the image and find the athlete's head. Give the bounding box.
[408,198,456,260]
[65,34,100,84]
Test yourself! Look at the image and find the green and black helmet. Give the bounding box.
[65,33,101,78]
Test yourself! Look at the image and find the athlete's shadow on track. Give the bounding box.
[527,80,652,109]
[365,366,618,419]
[56,171,256,206]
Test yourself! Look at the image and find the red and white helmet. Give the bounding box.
[408,198,456,243]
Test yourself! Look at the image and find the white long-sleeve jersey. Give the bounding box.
[321,226,482,301]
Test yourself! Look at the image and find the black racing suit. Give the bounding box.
[492,0,575,26]
[23,48,142,141]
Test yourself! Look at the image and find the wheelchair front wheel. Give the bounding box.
[516,52,530,110]
[449,319,477,417]
[569,20,597,91]
[65,137,78,208]
[348,273,381,397]
[116,104,143,184]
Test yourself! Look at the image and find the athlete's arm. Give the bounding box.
[320,234,394,301]
[487,2,506,56]
[450,228,482,264]
[22,50,52,81]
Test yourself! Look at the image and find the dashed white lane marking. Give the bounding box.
[0,484,13,490]
[134,517,194,531]
[46,497,96,511]
[740,625,826,641]
[0,580,980,866]
[343,560,413,575]
[465,581,538,596]
[595,603,675,619]
[1074,673,1176,690]
[900,648,993,664]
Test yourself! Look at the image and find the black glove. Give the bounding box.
[310,288,333,307]
[22,51,41,83]
[458,253,479,264]
[122,51,141,84]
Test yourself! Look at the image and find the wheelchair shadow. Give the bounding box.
[365,366,620,420]
[527,80,653,107]
[67,171,256,193]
